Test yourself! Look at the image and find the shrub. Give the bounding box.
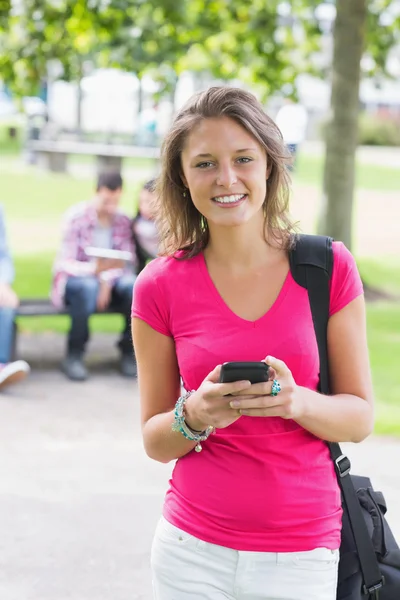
[318,112,400,147]
[358,112,400,147]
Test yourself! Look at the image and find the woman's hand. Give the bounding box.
[229,356,305,420]
[184,365,253,431]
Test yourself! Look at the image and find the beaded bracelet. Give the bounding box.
[171,391,215,453]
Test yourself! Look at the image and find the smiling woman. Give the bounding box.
[130,86,374,600]
[180,117,270,229]
[155,86,294,257]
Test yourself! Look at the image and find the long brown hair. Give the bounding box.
[155,86,295,257]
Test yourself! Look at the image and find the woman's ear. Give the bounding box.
[180,173,188,188]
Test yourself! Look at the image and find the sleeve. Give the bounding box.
[53,212,96,278]
[114,215,137,260]
[131,261,172,337]
[0,205,15,285]
[329,241,364,317]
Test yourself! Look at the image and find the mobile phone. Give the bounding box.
[219,361,270,384]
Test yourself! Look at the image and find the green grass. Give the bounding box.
[356,256,400,435]
[367,304,400,436]
[294,153,400,192]
[0,123,22,155]
[1,169,142,223]
[358,257,400,296]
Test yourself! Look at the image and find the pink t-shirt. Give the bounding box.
[131,241,363,552]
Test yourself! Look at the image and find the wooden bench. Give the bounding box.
[12,298,122,359]
[26,140,160,173]
[16,298,122,318]
[12,239,154,357]
[17,298,69,317]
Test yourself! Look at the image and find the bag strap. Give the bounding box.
[290,234,385,599]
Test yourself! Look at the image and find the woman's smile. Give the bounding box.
[212,193,248,207]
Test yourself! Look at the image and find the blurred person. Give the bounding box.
[131,87,374,599]
[138,103,159,146]
[275,98,308,169]
[51,171,138,382]
[132,179,159,272]
[0,205,30,390]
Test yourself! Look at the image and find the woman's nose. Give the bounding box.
[216,164,238,188]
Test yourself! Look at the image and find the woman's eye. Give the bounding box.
[237,157,252,164]
[196,162,214,169]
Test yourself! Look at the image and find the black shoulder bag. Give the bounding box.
[289,233,400,600]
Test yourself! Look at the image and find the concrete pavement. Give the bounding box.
[0,333,399,599]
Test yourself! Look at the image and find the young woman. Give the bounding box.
[132,179,159,272]
[131,86,374,600]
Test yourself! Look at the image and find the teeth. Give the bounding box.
[213,194,244,204]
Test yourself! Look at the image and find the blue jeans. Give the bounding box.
[64,275,136,355]
[0,307,15,363]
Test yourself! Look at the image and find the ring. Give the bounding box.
[271,379,281,397]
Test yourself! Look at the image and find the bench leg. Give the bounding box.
[38,151,68,173]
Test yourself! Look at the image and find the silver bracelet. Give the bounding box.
[171,391,215,453]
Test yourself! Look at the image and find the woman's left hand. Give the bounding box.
[229,356,305,420]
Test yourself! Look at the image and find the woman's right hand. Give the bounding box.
[184,365,252,431]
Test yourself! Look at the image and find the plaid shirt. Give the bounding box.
[51,201,136,308]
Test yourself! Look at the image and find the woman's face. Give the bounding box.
[138,188,155,220]
[180,116,269,229]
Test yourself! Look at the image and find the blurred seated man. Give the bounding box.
[0,205,30,390]
[51,171,137,382]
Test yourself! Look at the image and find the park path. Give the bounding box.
[0,332,399,600]
[290,184,400,257]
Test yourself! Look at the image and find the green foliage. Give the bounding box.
[176,0,298,95]
[365,0,400,76]
[1,0,399,103]
[0,0,111,95]
[0,0,10,30]
[358,112,400,147]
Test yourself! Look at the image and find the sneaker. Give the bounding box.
[0,361,30,390]
[120,354,137,378]
[61,354,88,381]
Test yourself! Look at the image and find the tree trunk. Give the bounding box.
[318,0,366,251]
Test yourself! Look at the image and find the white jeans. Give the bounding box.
[151,517,339,600]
